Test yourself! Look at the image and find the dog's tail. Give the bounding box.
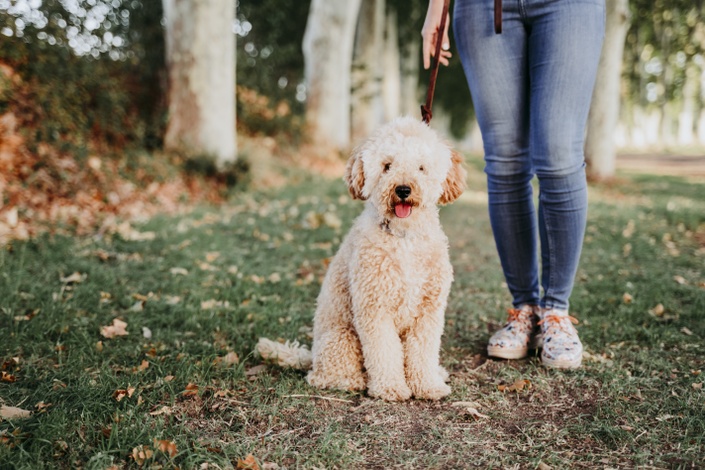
[256,338,312,370]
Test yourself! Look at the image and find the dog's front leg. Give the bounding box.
[404,286,452,400]
[353,310,411,402]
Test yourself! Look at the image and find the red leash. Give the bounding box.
[421,0,450,124]
[421,0,501,124]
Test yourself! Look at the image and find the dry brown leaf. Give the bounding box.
[163,375,175,382]
[692,382,703,390]
[100,319,129,338]
[649,303,665,317]
[205,252,221,262]
[498,378,532,393]
[245,365,267,377]
[154,439,178,457]
[465,407,489,420]
[131,445,153,465]
[622,292,633,304]
[237,454,260,470]
[1,371,17,382]
[673,275,687,285]
[114,387,136,402]
[681,327,694,336]
[0,405,31,420]
[183,383,199,397]
[137,360,150,372]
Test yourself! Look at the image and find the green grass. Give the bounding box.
[1,165,704,469]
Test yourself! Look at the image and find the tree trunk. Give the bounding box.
[585,0,630,181]
[382,8,401,123]
[351,0,385,143]
[399,28,420,117]
[303,0,363,151]
[162,0,236,167]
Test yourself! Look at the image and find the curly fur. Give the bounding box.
[304,116,467,401]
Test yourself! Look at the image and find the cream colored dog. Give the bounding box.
[302,116,466,401]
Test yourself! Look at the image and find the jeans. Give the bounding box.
[453,0,605,310]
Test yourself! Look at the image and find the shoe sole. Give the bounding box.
[488,334,544,360]
[541,354,582,369]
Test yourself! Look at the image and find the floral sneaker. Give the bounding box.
[538,309,583,369]
[487,305,542,360]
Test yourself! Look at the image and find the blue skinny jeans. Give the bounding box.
[453,0,605,310]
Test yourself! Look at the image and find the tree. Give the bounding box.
[303,0,363,151]
[585,0,631,180]
[162,0,236,167]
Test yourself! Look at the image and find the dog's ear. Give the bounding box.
[344,147,367,200]
[439,150,467,205]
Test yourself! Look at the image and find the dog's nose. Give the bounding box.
[395,185,411,199]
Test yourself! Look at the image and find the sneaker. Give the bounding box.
[487,305,542,360]
[538,309,583,369]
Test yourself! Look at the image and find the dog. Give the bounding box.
[258,116,466,401]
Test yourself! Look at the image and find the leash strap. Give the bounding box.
[421,0,450,124]
[495,0,502,34]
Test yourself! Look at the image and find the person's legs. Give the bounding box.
[454,0,539,308]
[526,0,605,311]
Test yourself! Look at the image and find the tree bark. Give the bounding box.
[303,0,362,151]
[585,0,630,181]
[382,8,401,123]
[351,0,386,143]
[162,0,236,167]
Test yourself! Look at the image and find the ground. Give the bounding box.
[1,155,704,469]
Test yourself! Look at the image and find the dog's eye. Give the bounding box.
[383,163,391,173]
[419,165,425,172]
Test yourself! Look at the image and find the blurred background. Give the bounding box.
[1,0,704,242]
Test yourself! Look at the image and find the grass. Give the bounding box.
[1,162,704,469]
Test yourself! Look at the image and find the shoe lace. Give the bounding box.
[505,308,531,323]
[537,314,579,333]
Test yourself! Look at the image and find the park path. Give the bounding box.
[617,153,705,177]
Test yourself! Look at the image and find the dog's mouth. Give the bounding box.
[393,202,413,219]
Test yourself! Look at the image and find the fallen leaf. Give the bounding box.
[170,267,189,276]
[205,252,221,262]
[60,272,86,284]
[183,383,199,397]
[622,293,633,304]
[131,445,153,465]
[165,295,181,305]
[149,406,173,416]
[0,405,31,420]
[673,275,687,285]
[245,365,267,377]
[681,327,694,336]
[1,371,17,382]
[130,300,145,312]
[649,304,665,317]
[142,327,152,339]
[137,360,150,372]
[268,273,281,283]
[35,402,51,412]
[101,319,129,338]
[163,375,175,382]
[237,454,260,470]
[451,401,482,409]
[114,387,136,402]
[692,383,703,390]
[537,461,552,470]
[498,379,532,393]
[154,439,178,457]
[464,407,489,420]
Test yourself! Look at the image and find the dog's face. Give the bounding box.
[344,116,466,220]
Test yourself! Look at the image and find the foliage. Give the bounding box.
[624,0,705,106]
[0,164,703,468]
[0,0,165,150]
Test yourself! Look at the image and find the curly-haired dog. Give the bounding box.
[298,116,466,401]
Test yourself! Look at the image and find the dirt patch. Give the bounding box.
[617,153,705,177]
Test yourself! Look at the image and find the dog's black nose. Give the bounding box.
[395,185,411,199]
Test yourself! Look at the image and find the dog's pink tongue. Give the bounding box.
[394,202,412,218]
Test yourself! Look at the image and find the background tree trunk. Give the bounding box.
[382,8,401,123]
[303,0,362,151]
[351,0,386,143]
[585,0,630,180]
[162,0,236,167]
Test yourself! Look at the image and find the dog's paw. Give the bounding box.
[411,381,451,401]
[367,381,412,402]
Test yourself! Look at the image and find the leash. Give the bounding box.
[420,0,450,124]
[421,0,501,124]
